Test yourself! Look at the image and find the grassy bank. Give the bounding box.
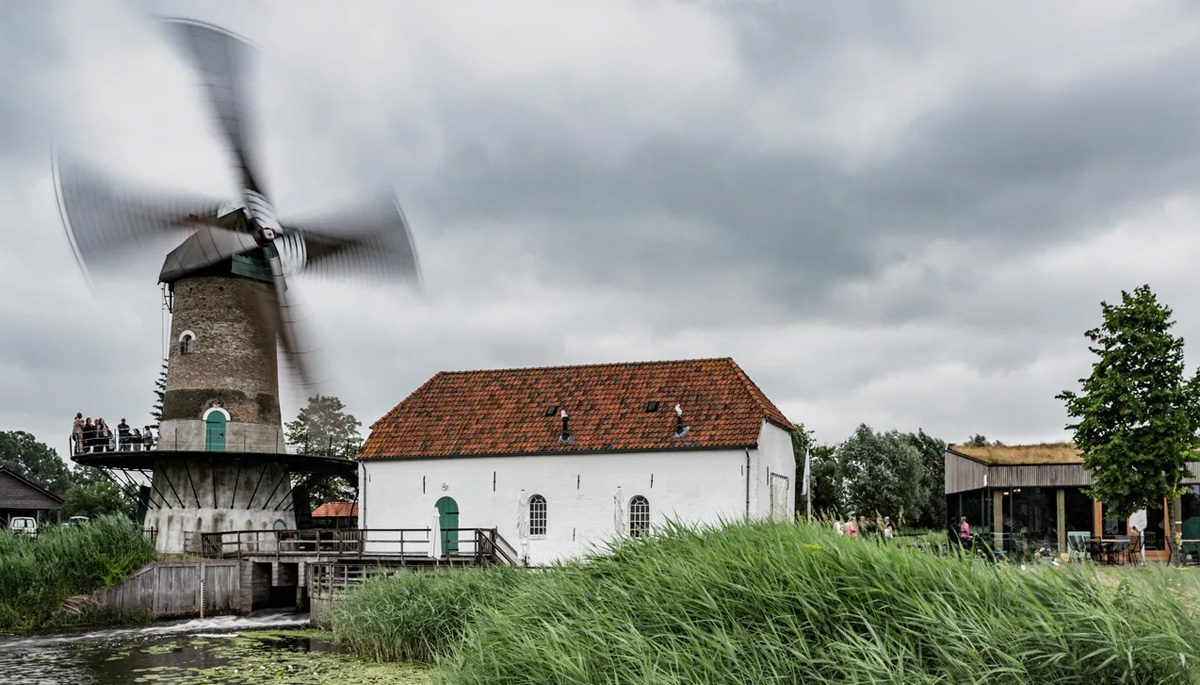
[330,566,530,662]
[0,516,156,632]
[334,520,1200,683]
[443,522,1200,684]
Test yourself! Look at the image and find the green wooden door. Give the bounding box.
[205,413,226,452]
[436,496,458,553]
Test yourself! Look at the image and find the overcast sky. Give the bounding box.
[5,1,1200,464]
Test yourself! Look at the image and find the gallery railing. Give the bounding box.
[198,527,518,564]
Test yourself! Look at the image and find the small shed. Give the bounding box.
[0,468,64,525]
[311,501,358,529]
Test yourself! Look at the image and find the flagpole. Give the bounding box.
[805,447,812,522]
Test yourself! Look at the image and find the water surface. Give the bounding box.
[0,611,430,684]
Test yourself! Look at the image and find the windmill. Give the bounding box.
[57,18,420,553]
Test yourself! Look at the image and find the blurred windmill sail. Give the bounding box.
[53,153,226,283]
[53,16,422,394]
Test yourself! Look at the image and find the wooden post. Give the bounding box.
[1056,489,1066,554]
[992,490,1004,549]
[1093,500,1104,538]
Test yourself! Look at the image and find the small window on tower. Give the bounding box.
[180,333,195,355]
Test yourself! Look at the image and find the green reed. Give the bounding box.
[330,565,531,663]
[438,521,1200,684]
[0,515,156,631]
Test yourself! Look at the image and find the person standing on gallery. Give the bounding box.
[72,413,84,454]
[117,419,132,452]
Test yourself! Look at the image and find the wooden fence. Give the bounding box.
[96,560,241,618]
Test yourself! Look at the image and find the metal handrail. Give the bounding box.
[71,429,353,456]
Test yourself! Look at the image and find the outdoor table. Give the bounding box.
[1102,539,1130,565]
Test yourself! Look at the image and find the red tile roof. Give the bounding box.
[360,358,792,460]
[311,501,358,517]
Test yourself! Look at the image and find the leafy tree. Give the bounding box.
[62,481,136,520]
[791,424,814,512]
[903,428,947,528]
[285,395,363,458]
[792,425,846,518]
[808,444,844,517]
[0,431,73,497]
[838,424,923,524]
[69,464,109,488]
[791,424,815,469]
[1057,285,1200,519]
[150,360,167,429]
[964,434,990,447]
[285,395,363,505]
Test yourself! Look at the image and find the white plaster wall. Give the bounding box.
[361,449,757,566]
[755,422,797,521]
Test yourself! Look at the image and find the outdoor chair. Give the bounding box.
[1107,539,1128,565]
[1126,533,1142,566]
[1085,538,1107,565]
[1067,535,1088,563]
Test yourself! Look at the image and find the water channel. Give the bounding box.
[0,611,431,684]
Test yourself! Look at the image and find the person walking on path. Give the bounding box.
[72,413,84,454]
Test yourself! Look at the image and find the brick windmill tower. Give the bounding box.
[55,19,420,553]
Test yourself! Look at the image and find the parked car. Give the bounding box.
[68,516,90,526]
[9,517,37,538]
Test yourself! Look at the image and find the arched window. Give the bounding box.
[529,494,547,537]
[179,332,195,355]
[629,495,650,538]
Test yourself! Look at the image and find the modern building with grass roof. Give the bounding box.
[945,443,1200,561]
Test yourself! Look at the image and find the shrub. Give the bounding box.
[331,565,530,662]
[441,521,1200,684]
[0,515,156,631]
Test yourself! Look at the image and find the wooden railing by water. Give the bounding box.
[198,527,519,565]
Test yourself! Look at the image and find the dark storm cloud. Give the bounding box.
[400,34,1200,329]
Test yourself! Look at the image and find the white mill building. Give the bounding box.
[357,358,796,566]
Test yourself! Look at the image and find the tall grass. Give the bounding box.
[0,516,156,631]
[439,521,1200,684]
[331,566,530,662]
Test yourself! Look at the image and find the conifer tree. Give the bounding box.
[150,360,167,429]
